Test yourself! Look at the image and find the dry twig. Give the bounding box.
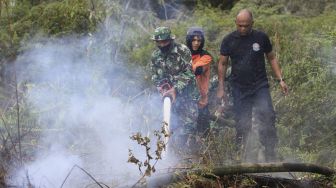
[60,164,108,188]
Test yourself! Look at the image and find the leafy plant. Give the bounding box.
[128,122,169,185]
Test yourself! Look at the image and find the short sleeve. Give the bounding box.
[262,32,272,54]
[220,36,231,56]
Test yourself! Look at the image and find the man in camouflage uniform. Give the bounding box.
[150,26,197,149]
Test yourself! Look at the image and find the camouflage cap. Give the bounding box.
[151,26,176,41]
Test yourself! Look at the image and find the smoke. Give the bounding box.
[15,145,84,187]
[0,0,199,186]
[5,6,172,188]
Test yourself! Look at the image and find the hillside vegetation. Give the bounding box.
[0,0,335,187]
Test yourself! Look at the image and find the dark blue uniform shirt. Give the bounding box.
[220,29,272,89]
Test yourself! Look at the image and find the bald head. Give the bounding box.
[235,9,254,36]
[236,9,253,22]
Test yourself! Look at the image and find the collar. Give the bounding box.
[233,29,254,38]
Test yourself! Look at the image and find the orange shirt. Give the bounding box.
[192,53,212,108]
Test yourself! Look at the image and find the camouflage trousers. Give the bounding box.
[167,95,198,150]
[170,96,198,135]
[169,97,214,156]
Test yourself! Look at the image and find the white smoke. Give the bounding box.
[2,0,197,186]
[6,12,171,188]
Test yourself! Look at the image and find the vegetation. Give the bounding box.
[0,0,336,187]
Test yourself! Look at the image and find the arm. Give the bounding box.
[171,46,194,94]
[164,63,193,103]
[162,45,193,102]
[149,55,160,86]
[266,51,288,95]
[150,53,178,101]
[216,55,229,99]
[192,54,212,71]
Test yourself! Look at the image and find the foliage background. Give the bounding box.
[0,0,336,186]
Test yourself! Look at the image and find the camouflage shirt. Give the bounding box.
[150,42,195,95]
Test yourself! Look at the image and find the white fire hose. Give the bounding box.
[162,97,171,155]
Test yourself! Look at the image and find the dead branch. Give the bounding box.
[129,122,170,188]
[205,162,336,177]
[0,115,18,155]
[113,0,132,63]
[14,68,23,166]
[60,164,108,188]
[14,68,22,166]
[144,162,335,187]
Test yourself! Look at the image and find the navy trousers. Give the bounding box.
[232,86,277,160]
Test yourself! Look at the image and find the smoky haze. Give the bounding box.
[2,0,196,186]
[7,13,168,188]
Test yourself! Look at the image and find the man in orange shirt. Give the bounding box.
[186,27,213,134]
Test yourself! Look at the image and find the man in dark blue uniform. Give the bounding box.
[217,9,288,162]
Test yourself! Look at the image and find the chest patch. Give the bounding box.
[252,43,260,51]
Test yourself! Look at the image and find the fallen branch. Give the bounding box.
[145,162,335,187]
[205,162,336,177]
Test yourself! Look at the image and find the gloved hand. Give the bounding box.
[162,87,176,103]
[156,78,171,94]
[194,66,203,76]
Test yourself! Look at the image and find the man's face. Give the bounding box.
[236,18,253,36]
[156,39,171,48]
[192,36,202,51]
